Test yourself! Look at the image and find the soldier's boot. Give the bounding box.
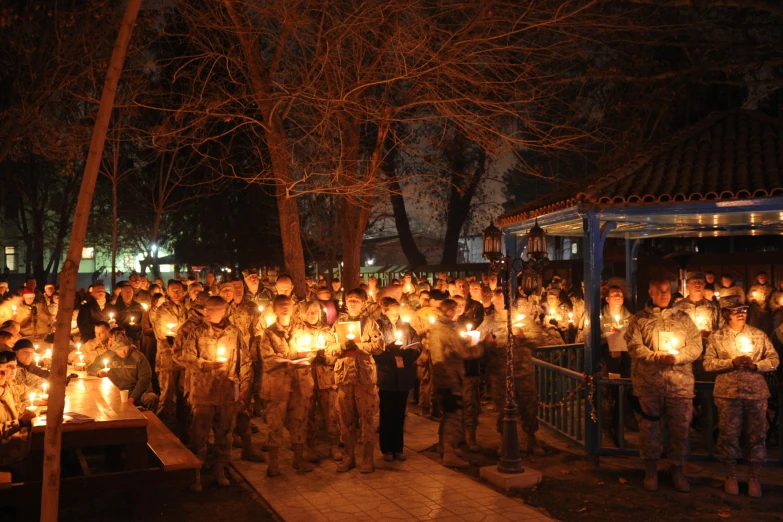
[241,433,266,463]
[190,470,203,493]
[643,459,658,492]
[670,465,691,493]
[723,461,739,496]
[360,444,375,474]
[466,427,479,452]
[232,434,243,448]
[214,463,231,487]
[748,463,763,498]
[336,444,356,473]
[266,448,281,477]
[330,439,344,462]
[442,444,470,469]
[292,444,315,472]
[526,434,546,456]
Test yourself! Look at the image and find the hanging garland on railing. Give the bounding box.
[536,374,596,412]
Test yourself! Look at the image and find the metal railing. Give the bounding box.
[533,344,587,446]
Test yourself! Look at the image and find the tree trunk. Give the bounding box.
[384,153,427,266]
[40,1,141,519]
[440,148,487,264]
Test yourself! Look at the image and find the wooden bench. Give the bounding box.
[0,472,11,490]
[143,411,201,472]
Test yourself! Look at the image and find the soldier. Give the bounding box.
[327,288,384,473]
[716,273,746,303]
[113,282,145,346]
[68,321,111,365]
[770,279,783,339]
[429,299,483,468]
[243,268,274,309]
[454,294,483,452]
[16,288,50,339]
[12,339,47,392]
[747,272,773,331]
[703,296,779,498]
[152,280,188,436]
[0,350,36,470]
[128,273,152,309]
[77,283,114,342]
[87,333,159,411]
[226,278,264,463]
[298,301,342,463]
[259,295,316,476]
[178,296,251,490]
[598,285,633,444]
[625,279,702,492]
[330,279,344,305]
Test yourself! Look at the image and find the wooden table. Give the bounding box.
[28,375,149,478]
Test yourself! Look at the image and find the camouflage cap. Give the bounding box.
[111,332,133,352]
[686,271,706,281]
[193,291,211,310]
[719,295,746,310]
[218,282,233,292]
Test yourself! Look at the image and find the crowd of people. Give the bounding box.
[0,266,780,498]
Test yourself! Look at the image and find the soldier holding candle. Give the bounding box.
[152,280,188,434]
[703,296,779,498]
[625,279,702,492]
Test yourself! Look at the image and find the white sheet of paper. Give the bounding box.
[606,329,627,352]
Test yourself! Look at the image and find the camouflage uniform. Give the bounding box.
[479,312,558,436]
[704,324,779,463]
[717,284,746,304]
[258,321,315,448]
[429,317,484,449]
[625,303,702,465]
[0,385,30,469]
[327,312,384,447]
[17,301,51,339]
[412,306,438,412]
[152,300,187,428]
[67,337,110,366]
[227,298,260,416]
[747,283,774,332]
[300,324,340,451]
[176,318,251,466]
[673,298,722,333]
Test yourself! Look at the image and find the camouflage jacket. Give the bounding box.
[599,305,633,342]
[703,324,779,400]
[429,317,484,393]
[770,290,783,313]
[17,302,51,338]
[673,297,722,332]
[748,283,773,311]
[14,366,45,393]
[477,310,555,380]
[625,302,702,398]
[68,337,110,365]
[257,321,314,400]
[716,284,746,303]
[326,312,384,386]
[411,306,438,337]
[0,384,30,468]
[172,308,206,396]
[296,322,338,390]
[152,299,187,371]
[228,299,259,348]
[175,318,251,406]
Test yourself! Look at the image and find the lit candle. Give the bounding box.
[142,303,149,311]
[76,342,82,353]
[11,305,17,316]
[316,334,326,348]
[339,299,343,307]
[78,353,84,365]
[738,335,753,354]
[34,355,40,367]
[614,315,621,327]
[216,346,227,362]
[394,330,403,346]
[714,291,720,299]
[298,334,313,352]
[109,312,115,322]
[752,291,757,299]
[258,305,264,313]
[401,315,411,323]
[429,316,436,325]
[346,324,356,340]
[103,358,109,371]
[266,316,274,327]
[514,314,526,327]
[466,323,473,331]
[405,284,412,294]
[44,349,52,359]
[166,322,176,335]
[667,337,679,355]
[129,316,136,326]
[27,392,36,411]
[696,315,707,331]
[568,312,574,324]
[34,344,39,351]
[41,382,49,399]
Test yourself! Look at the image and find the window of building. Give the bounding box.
[4,246,16,272]
[571,242,578,256]
[82,247,95,260]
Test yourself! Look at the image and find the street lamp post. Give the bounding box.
[482,218,548,474]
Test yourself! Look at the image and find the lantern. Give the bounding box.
[527,218,548,261]
[482,220,503,263]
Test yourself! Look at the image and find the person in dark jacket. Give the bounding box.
[77,283,115,342]
[113,282,145,345]
[374,297,421,461]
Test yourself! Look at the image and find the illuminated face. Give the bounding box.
[304,306,320,325]
[4,361,17,381]
[757,273,768,285]
[219,287,234,303]
[167,284,184,303]
[189,283,203,300]
[206,273,216,285]
[276,279,293,297]
[121,286,134,302]
[92,287,107,301]
[368,277,377,288]
[487,274,498,288]
[606,289,624,307]
[454,300,466,317]
[492,293,505,311]
[384,305,400,323]
[455,280,468,298]
[115,346,130,359]
[232,281,244,299]
[129,275,142,289]
[245,273,259,288]
[23,294,35,305]
[345,295,364,317]
[687,279,705,295]
[469,283,482,301]
[721,276,733,288]
[95,325,111,343]
[16,348,34,366]
[316,289,332,301]
[44,284,55,296]
[649,282,672,309]
[273,298,293,319]
[331,281,341,293]
[727,307,748,329]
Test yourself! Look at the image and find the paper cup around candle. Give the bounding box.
[120,390,130,403]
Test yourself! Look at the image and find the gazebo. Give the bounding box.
[497,109,783,462]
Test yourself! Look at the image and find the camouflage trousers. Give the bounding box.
[418,362,432,410]
[635,395,693,465]
[308,386,340,447]
[337,383,378,446]
[436,389,463,448]
[490,372,538,436]
[462,376,481,429]
[715,398,768,463]
[156,367,189,439]
[265,376,314,448]
[189,402,240,465]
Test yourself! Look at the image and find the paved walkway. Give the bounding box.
[231,415,556,522]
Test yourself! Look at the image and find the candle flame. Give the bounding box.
[29,392,35,404]
[103,358,109,368]
[42,382,48,394]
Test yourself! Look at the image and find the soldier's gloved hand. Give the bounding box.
[166,335,175,346]
[732,355,753,368]
[342,340,357,351]
[19,409,36,427]
[653,352,676,365]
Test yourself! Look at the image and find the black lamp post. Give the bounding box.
[482,217,548,474]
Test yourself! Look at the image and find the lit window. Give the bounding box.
[571,242,578,255]
[82,247,95,260]
[4,246,16,271]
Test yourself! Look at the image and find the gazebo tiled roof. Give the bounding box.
[499,110,783,228]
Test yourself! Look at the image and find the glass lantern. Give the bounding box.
[482,220,503,263]
[527,218,547,261]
